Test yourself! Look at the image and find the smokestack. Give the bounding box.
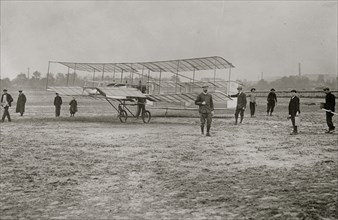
[298,63,301,76]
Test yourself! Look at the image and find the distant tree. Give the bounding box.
[255,79,269,90]
[55,73,66,85]
[317,74,325,83]
[16,73,27,81]
[0,78,12,90]
[32,71,41,80]
[47,73,56,85]
[12,73,28,87]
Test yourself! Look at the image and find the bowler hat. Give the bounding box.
[270,88,275,91]
[202,83,209,88]
[3,89,7,92]
[291,89,297,93]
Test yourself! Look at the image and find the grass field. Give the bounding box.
[0,90,337,219]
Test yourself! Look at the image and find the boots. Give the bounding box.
[240,116,244,124]
[290,126,298,135]
[201,126,204,135]
[206,125,211,136]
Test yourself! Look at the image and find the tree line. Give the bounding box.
[243,75,337,91]
[1,71,337,91]
[0,71,155,90]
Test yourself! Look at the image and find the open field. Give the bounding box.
[1,90,337,219]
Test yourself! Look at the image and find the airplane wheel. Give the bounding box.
[119,110,128,123]
[142,110,151,123]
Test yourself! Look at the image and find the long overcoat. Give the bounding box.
[288,96,300,116]
[16,93,27,113]
[69,99,78,114]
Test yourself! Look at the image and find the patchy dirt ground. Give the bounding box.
[0,91,337,219]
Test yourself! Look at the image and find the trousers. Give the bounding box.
[2,106,11,121]
[55,106,61,117]
[267,102,275,113]
[326,112,335,130]
[250,102,255,116]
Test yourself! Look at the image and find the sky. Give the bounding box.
[1,1,337,81]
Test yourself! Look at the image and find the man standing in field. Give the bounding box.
[69,97,78,117]
[195,84,214,136]
[1,89,14,122]
[16,90,27,116]
[136,86,147,119]
[54,93,62,117]
[323,88,336,133]
[248,88,257,117]
[267,88,277,116]
[288,89,300,135]
[231,86,247,125]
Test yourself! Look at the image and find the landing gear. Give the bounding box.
[115,103,151,123]
[118,109,127,123]
[118,105,128,123]
[142,110,151,123]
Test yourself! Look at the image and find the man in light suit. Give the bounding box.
[1,89,14,122]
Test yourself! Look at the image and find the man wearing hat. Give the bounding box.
[1,89,14,122]
[323,88,336,133]
[54,93,62,117]
[288,89,300,135]
[195,84,214,136]
[267,88,277,116]
[230,86,247,125]
[16,90,27,116]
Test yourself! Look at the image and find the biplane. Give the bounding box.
[46,56,236,123]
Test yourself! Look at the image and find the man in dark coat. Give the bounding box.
[288,89,300,135]
[267,88,277,116]
[323,88,336,133]
[1,89,14,122]
[54,93,62,117]
[16,90,27,116]
[230,86,247,125]
[195,84,214,136]
[136,86,147,119]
